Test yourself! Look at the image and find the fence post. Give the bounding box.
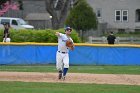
[116,37,120,44]
[130,36,133,44]
[89,36,93,43]
[102,36,106,43]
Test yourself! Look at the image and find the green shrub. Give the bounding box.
[0,29,81,43]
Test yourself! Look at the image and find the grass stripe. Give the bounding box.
[0,81,140,93]
[0,65,140,74]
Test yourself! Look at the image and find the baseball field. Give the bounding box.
[0,65,140,93]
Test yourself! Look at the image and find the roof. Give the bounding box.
[25,13,51,20]
[0,17,21,20]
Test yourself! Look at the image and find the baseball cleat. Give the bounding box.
[58,70,62,79]
[62,76,65,81]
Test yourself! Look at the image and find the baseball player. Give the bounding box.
[3,23,10,42]
[55,27,74,80]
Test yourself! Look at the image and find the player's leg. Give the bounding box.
[56,51,63,79]
[62,53,69,80]
[3,38,5,42]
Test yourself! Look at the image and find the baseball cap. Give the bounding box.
[65,27,72,31]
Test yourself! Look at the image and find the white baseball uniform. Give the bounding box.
[56,33,73,71]
[3,38,10,42]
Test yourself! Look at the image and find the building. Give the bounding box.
[87,0,140,33]
[25,13,52,29]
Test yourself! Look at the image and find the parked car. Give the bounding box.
[0,17,34,29]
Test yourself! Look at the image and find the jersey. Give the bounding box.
[57,33,73,53]
[107,35,116,44]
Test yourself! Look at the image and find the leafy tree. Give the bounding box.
[65,0,97,41]
[0,0,9,5]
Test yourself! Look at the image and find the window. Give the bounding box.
[118,29,125,34]
[1,19,10,24]
[115,10,121,22]
[122,10,128,22]
[135,9,140,22]
[96,8,102,18]
[115,10,128,22]
[12,20,18,25]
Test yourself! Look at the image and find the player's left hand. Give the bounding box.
[66,39,74,50]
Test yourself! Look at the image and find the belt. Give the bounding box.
[58,51,67,54]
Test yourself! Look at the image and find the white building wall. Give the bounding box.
[87,0,140,31]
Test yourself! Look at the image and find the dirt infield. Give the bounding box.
[0,72,140,85]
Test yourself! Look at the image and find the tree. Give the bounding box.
[45,0,70,29]
[45,0,79,29]
[18,0,23,10]
[0,0,9,5]
[0,0,12,11]
[65,0,98,41]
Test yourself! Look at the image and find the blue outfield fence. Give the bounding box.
[0,43,140,65]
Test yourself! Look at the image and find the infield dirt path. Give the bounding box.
[0,72,140,85]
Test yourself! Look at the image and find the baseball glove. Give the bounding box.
[66,39,74,50]
[66,40,73,47]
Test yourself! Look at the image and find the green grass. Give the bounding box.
[0,65,140,93]
[0,81,139,93]
[0,65,140,74]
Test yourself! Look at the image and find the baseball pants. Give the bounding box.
[56,51,69,71]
